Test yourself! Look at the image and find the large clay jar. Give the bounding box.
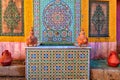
[26,27,38,47]
[107,51,120,67]
[0,50,12,66]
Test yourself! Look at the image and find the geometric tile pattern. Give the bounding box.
[0,0,24,36]
[89,1,109,37]
[26,47,90,80]
[34,0,81,44]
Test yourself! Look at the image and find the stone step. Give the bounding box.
[0,65,25,77]
[0,60,25,80]
[0,77,25,80]
[91,68,120,80]
[90,60,120,80]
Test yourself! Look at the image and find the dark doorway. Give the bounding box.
[117,0,120,53]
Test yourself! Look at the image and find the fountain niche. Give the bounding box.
[25,0,91,80]
[25,0,119,80]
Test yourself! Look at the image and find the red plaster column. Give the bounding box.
[117,0,120,53]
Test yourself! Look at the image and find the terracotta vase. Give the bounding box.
[26,27,38,47]
[0,50,12,66]
[76,29,88,47]
[107,51,120,67]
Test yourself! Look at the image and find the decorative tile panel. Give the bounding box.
[26,46,90,80]
[89,1,109,37]
[34,0,81,44]
[0,0,24,36]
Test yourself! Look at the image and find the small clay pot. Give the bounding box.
[107,51,120,67]
[0,50,12,66]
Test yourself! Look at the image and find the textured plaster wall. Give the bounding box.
[117,0,120,53]
[0,0,33,60]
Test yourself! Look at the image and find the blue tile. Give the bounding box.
[68,54,73,58]
[44,78,48,80]
[80,66,85,70]
[31,54,36,59]
[68,66,73,70]
[44,66,48,71]
[31,66,36,71]
[56,66,61,70]
[80,54,85,58]
[56,78,61,80]
[44,54,48,58]
[56,54,61,58]
[32,78,36,80]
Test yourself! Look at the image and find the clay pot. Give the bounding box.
[76,29,88,47]
[0,50,12,66]
[26,27,38,47]
[107,51,120,67]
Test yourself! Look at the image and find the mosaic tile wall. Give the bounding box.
[26,47,90,80]
[34,0,81,44]
[0,0,24,36]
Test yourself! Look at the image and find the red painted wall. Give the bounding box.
[117,0,120,53]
